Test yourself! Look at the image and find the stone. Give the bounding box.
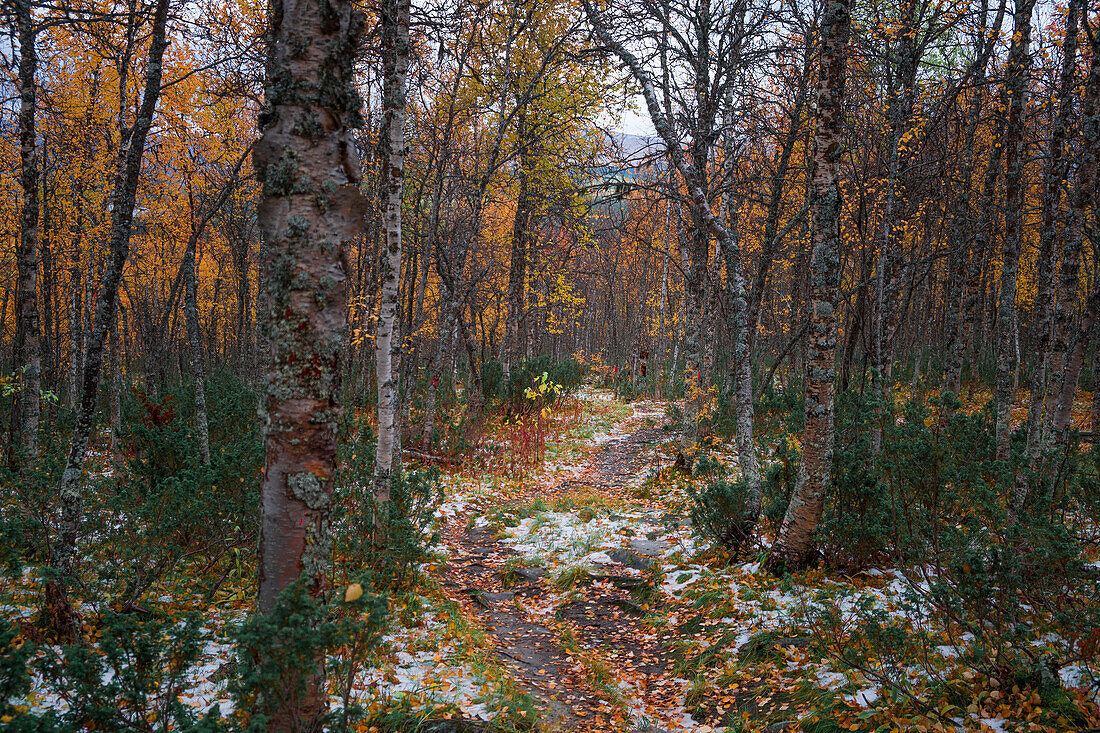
[473,591,514,609]
[608,547,653,570]
[504,566,547,583]
[592,573,646,589]
[628,538,668,556]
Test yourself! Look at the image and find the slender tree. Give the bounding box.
[994,0,1036,460]
[767,0,852,571]
[373,0,412,506]
[10,0,42,467]
[583,0,766,541]
[48,0,173,638]
[1014,0,1081,508]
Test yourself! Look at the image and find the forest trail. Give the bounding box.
[435,400,690,732]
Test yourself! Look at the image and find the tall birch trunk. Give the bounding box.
[1047,44,1100,456]
[373,0,412,505]
[11,0,41,467]
[183,223,211,466]
[66,266,81,412]
[505,117,533,382]
[768,0,852,571]
[182,152,250,466]
[1015,0,1080,507]
[994,0,1036,460]
[584,0,758,478]
[722,194,763,541]
[50,0,172,638]
[109,319,121,456]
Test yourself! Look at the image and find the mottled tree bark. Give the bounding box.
[182,213,211,466]
[50,0,172,638]
[109,320,121,456]
[768,0,852,572]
[994,0,1035,460]
[373,0,412,505]
[722,195,763,536]
[66,265,82,413]
[251,0,366,720]
[11,0,41,467]
[1015,0,1080,508]
[1047,44,1100,456]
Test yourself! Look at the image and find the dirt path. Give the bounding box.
[434,401,684,732]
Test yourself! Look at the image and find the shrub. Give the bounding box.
[481,355,585,409]
[90,371,263,604]
[333,411,443,591]
[39,610,224,732]
[687,458,759,552]
[231,579,386,732]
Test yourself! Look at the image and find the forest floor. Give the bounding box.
[381,388,1100,733]
[5,387,1100,732]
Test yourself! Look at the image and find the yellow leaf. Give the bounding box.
[345,583,363,602]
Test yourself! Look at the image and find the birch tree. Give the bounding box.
[250,0,366,718]
[373,0,412,506]
[993,0,1035,460]
[48,0,173,638]
[9,0,42,468]
[767,0,852,572]
[583,0,767,543]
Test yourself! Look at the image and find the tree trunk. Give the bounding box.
[870,2,920,458]
[1047,44,1100,455]
[11,0,41,468]
[373,0,412,505]
[183,151,250,466]
[109,319,121,456]
[994,0,1036,460]
[66,267,82,413]
[722,194,763,542]
[50,0,173,639]
[505,117,533,381]
[182,219,211,466]
[250,0,366,720]
[1015,0,1080,507]
[767,0,852,572]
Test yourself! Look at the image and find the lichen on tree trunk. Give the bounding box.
[373,0,412,507]
[251,0,367,721]
[766,0,852,572]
